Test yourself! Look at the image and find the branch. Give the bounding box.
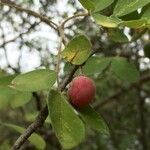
[56,27,66,89]
[61,12,89,28]
[11,48,97,149]
[11,106,48,150]
[0,22,39,48]
[93,74,150,109]
[33,92,42,111]
[138,91,147,150]
[11,65,79,149]
[0,0,58,30]
[130,28,148,42]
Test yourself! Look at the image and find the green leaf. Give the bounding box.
[0,75,32,109]
[108,29,129,43]
[144,43,150,58]
[141,3,150,19]
[83,56,111,75]
[120,11,140,21]
[25,112,51,124]
[47,90,85,149]
[10,91,32,108]
[0,87,32,109]
[0,75,16,86]
[64,57,111,76]
[79,106,109,134]
[92,0,114,12]
[113,0,150,17]
[79,0,95,11]
[0,70,7,77]
[79,0,114,12]
[92,13,122,28]
[62,35,91,65]
[2,123,46,150]
[111,57,140,83]
[10,69,57,92]
[141,3,150,26]
[121,19,147,28]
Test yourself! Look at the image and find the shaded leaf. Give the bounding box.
[141,3,150,19]
[10,69,56,92]
[0,70,7,77]
[0,87,32,109]
[92,0,114,12]
[144,42,150,58]
[79,106,109,134]
[108,29,129,43]
[79,0,114,12]
[111,57,140,83]
[0,75,16,86]
[25,112,51,124]
[0,75,32,109]
[64,57,111,76]
[62,35,91,65]
[120,11,140,21]
[79,0,95,11]
[83,56,111,75]
[1,123,46,150]
[47,90,85,149]
[141,3,150,26]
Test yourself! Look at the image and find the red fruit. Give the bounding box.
[68,75,96,108]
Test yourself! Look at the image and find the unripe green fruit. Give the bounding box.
[68,75,96,108]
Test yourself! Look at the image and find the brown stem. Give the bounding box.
[33,92,42,111]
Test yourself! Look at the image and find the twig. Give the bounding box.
[0,22,39,47]
[138,89,147,150]
[0,0,58,30]
[12,49,97,149]
[11,66,78,149]
[56,27,66,89]
[61,12,89,28]
[130,28,148,42]
[33,92,42,111]
[11,106,48,150]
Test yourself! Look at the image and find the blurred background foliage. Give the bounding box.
[0,0,150,149]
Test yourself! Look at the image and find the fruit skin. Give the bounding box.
[68,75,96,108]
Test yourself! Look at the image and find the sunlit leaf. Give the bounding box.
[10,69,56,92]
[92,13,122,28]
[121,19,147,28]
[62,35,91,65]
